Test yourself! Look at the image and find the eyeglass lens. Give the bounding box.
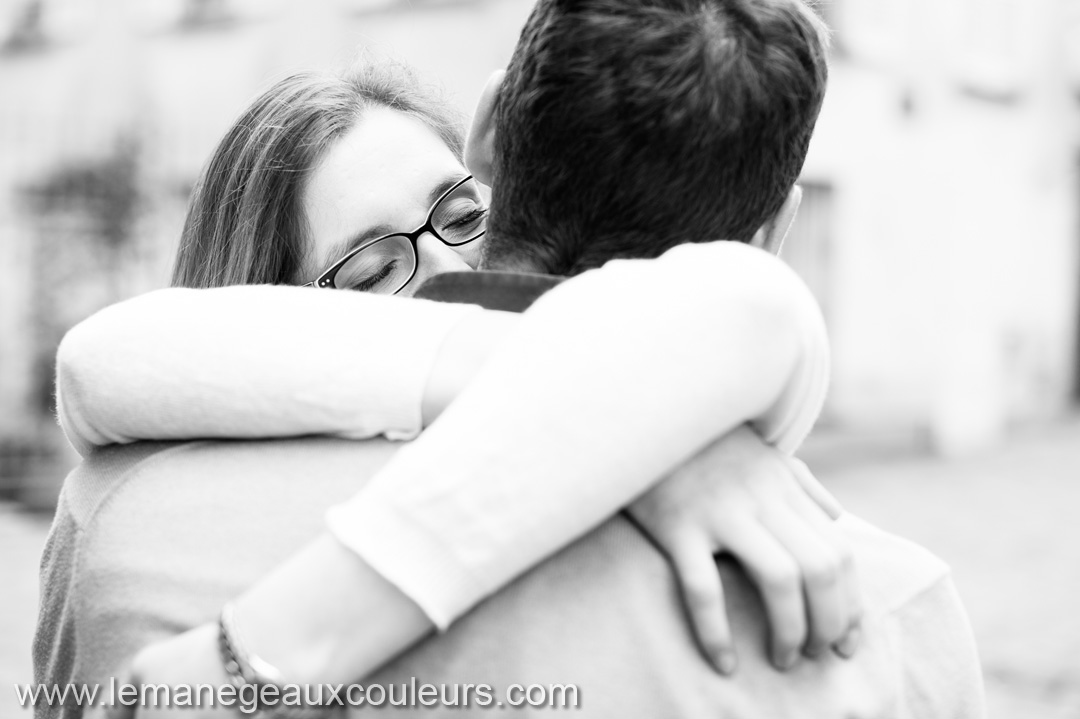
[429,178,488,246]
[330,178,488,293]
[331,235,416,294]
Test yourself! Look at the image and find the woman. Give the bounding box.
[59,60,498,455]
[55,58,856,709]
[172,61,481,293]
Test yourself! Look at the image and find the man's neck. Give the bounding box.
[477,232,546,275]
[481,259,541,273]
[414,266,563,314]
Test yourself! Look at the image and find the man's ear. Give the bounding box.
[465,69,506,186]
[749,186,802,256]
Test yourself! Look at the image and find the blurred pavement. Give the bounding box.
[2,418,1079,718]
[803,418,1080,718]
[1,501,50,719]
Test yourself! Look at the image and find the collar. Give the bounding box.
[413,271,566,313]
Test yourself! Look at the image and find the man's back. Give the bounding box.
[36,437,984,718]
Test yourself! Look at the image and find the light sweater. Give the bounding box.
[55,242,828,628]
[36,441,984,719]
[37,242,985,717]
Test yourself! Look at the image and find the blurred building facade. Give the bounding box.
[799,0,1080,453]
[0,0,1077,500]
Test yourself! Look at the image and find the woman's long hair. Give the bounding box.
[172,59,466,288]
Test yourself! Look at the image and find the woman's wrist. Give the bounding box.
[218,603,288,690]
[421,309,519,426]
[230,534,434,686]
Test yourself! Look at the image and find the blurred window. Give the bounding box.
[178,0,232,29]
[2,0,46,54]
[1074,151,1080,403]
[344,0,486,14]
[1064,0,1080,98]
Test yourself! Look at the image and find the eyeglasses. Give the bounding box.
[303,175,488,295]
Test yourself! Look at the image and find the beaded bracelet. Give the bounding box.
[218,603,288,710]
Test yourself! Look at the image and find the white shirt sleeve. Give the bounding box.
[327,241,830,629]
[55,286,483,457]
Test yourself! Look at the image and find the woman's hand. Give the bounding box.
[105,533,435,718]
[627,425,861,676]
[105,625,231,718]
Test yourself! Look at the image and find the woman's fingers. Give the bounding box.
[105,702,138,719]
[760,504,850,656]
[722,520,807,671]
[784,480,864,658]
[667,533,738,675]
[781,455,863,658]
[784,456,843,520]
[104,662,140,719]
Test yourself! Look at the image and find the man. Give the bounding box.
[36,1,985,717]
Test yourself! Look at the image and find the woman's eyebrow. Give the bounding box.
[326,172,469,265]
[425,172,467,206]
[326,223,395,267]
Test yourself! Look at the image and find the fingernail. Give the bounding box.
[715,650,738,676]
[803,641,826,659]
[834,625,861,658]
[774,647,800,671]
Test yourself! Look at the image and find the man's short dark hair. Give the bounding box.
[484,0,830,276]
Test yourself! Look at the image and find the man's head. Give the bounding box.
[466,0,829,275]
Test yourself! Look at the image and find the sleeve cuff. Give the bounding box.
[325,496,482,630]
[329,299,484,442]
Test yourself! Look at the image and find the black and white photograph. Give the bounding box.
[2,0,1079,717]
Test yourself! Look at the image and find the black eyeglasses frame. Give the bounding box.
[302,174,486,294]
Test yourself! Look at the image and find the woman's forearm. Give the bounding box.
[131,242,829,690]
[420,308,519,425]
[62,240,828,689]
[220,242,829,683]
[55,286,485,456]
[329,241,830,630]
[124,536,440,715]
[233,533,433,685]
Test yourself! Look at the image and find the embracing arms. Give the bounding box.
[56,243,820,457]
[324,241,831,628]
[55,288,487,456]
[107,243,853,705]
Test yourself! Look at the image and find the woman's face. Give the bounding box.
[301,106,485,296]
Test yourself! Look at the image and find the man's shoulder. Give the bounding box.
[65,435,400,525]
[33,441,183,710]
[364,512,974,718]
[55,436,403,593]
[836,514,985,718]
[839,513,953,618]
[59,441,183,529]
[35,436,404,702]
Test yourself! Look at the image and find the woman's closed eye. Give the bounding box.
[332,233,417,293]
[435,202,488,240]
[345,260,397,291]
[342,259,399,292]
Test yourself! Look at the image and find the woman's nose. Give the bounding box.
[401,233,475,296]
